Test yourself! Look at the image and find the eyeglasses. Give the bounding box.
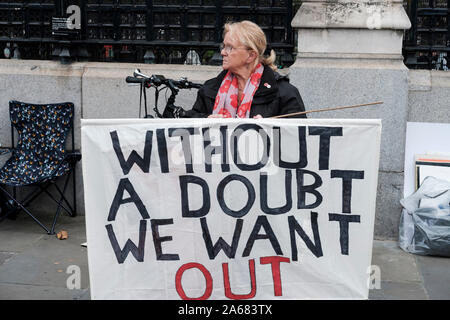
[220,43,251,53]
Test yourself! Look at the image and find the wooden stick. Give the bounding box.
[270,101,383,119]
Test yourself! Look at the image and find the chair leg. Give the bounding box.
[9,186,48,218]
[41,188,72,216]
[0,171,78,235]
[52,179,74,215]
[49,174,73,234]
[40,175,73,216]
[73,167,77,217]
[51,171,77,217]
[0,185,51,234]
[20,186,46,208]
[50,201,64,235]
[6,183,53,219]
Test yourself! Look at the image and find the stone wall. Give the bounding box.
[0,59,220,217]
[1,59,449,239]
[408,70,450,123]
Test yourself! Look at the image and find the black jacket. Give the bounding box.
[184,65,306,118]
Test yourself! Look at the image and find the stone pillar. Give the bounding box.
[289,0,411,239]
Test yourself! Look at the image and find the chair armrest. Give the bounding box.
[65,151,82,165]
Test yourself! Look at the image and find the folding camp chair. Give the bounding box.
[0,101,81,234]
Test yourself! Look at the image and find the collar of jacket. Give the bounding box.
[202,65,286,102]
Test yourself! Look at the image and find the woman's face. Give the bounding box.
[221,32,254,73]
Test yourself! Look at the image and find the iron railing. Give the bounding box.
[403,0,450,70]
[0,0,296,67]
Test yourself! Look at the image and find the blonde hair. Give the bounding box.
[223,20,277,71]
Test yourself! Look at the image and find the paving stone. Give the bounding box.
[0,283,89,300]
[415,254,450,300]
[0,214,449,300]
[0,252,16,265]
[0,237,89,289]
[371,240,422,283]
[0,215,89,292]
[368,281,429,300]
[0,215,45,252]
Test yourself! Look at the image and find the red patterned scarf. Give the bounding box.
[212,63,264,118]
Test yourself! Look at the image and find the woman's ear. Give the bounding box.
[246,50,258,64]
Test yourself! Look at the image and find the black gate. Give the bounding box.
[0,0,296,67]
[403,0,450,70]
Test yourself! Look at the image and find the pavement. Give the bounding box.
[0,213,449,300]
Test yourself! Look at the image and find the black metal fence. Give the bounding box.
[403,0,450,70]
[4,1,447,70]
[0,0,296,67]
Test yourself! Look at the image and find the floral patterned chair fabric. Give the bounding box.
[0,101,74,186]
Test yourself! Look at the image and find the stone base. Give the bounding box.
[297,29,405,55]
[289,55,409,239]
[375,171,404,239]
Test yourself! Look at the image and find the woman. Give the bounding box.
[184,20,306,119]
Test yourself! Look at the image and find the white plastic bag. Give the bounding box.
[399,176,450,256]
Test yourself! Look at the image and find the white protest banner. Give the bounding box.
[81,118,381,300]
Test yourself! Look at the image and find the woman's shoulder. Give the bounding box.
[274,72,300,96]
[203,69,228,88]
[263,66,292,87]
[271,68,290,83]
[198,69,228,98]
